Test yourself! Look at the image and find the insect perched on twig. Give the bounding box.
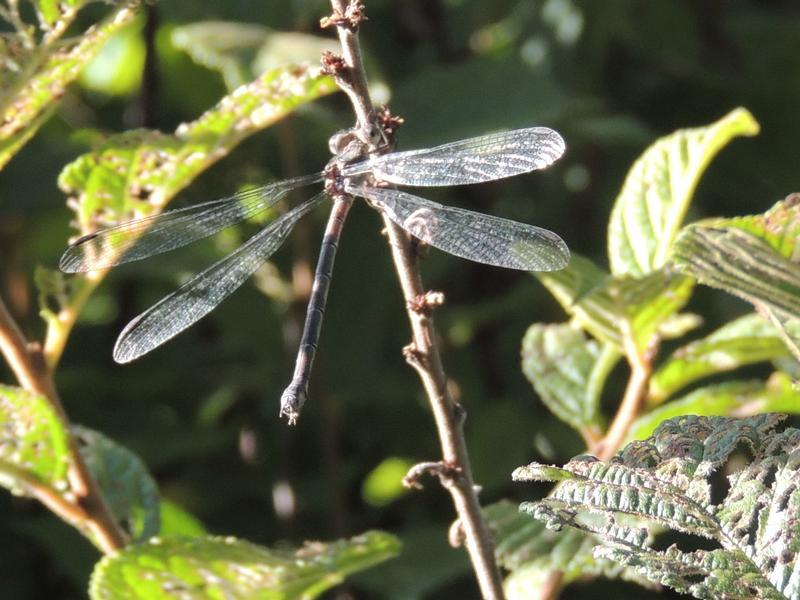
[61,126,569,421]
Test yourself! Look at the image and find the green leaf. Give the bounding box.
[33,0,93,29]
[631,373,800,442]
[159,499,207,537]
[0,385,70,494]
[361,457,414,507]
[485,500,655,598]
[536,254,694,351]
[608,108,760,277]
[80,17,146,96]
[60,63,336,239]
[650,313,800,403]
[0,2,140,170]
[74,426,159,542]
[520,323,607,433]
[89,531,401,599]
[514,414,800,599]
[672,195,800,345]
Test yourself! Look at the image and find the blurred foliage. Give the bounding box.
[2,0,800,598]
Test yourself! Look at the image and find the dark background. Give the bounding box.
[1,1,798,597]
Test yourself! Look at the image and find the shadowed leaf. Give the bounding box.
[521,323,607,433]
[74,426,159,542]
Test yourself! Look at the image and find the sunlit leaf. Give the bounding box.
[521,323,606,434]
[0,385,69,494]
[631,373,800,442]
[537,254,694,352]
[74,427,159,542]
[514,414,800,599]
[159,499,207,537]
[650,313,800,404]
[0,1,139,170]
[672,195,800,353]
[89,531,401,599]
[608,108,759,277]
[485,500,655,598]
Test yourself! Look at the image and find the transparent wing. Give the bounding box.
[356,185,569,272]
[59,173,322,273]
[112,193,326,363]
[341,127,564,187]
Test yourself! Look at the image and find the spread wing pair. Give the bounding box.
[60,127,569,363]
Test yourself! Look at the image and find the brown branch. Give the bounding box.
[0,296,127,553]
[323,3,504,596]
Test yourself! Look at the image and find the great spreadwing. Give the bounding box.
[60,126,570,421]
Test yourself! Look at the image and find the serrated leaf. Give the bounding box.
[0,385,70,494]
[514,414,800,599]
[89,531,401,600]
[485,500,654,597]
[74,426,159,542]
[521,323,605,433]
[536,253,694,351]
[0,2,139,170]
[631,373,800,442]
[608,108,759,277]
[650,313,800,403]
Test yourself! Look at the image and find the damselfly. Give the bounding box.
[60,126,569,420]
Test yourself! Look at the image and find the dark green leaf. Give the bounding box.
[0,385,69,494]
[89,531,401,599]
[650,313,800,403]
[74,426,159,542]
[514,414,800,599]
[608,107,759,277]
[521,323,606,433]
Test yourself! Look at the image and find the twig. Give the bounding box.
[595,328,656,461]
[0,296,128,553]
[323,3,505,597]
